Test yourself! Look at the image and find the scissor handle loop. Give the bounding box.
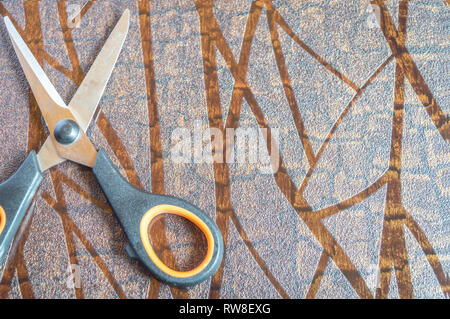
[92,149,224,286]
[139,204,215,278]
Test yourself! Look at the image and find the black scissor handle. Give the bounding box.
[0,151,43,265]
[92,149,224,287]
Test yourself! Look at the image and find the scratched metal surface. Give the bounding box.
[0,0,449,299]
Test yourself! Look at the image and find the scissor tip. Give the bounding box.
[3,16,14,32]
[119,8,130,27]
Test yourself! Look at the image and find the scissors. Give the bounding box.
[0,10,223,287]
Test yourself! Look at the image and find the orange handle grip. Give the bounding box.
[0,206,5,236]
[140,204,215,278]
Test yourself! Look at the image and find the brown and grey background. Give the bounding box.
[0,0,449,299]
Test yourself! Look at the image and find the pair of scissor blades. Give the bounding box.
[0,10,223,287]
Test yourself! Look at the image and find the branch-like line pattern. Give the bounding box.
[0,0,448,299]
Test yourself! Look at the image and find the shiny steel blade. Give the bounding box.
[36,138,64,171]
[4,16,68,110]
[4,16,98,170]
[4,16,67,171]
[69,8,130,131]
[35,9,130,171]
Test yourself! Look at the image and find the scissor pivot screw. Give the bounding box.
[54,119,81,145]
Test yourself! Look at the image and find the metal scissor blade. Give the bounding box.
[69,8,130,131]
[36,138,64,171]
[35,9,130,171]
[4,16,69,171]
[5,16,98,169]
[4,16,68,110]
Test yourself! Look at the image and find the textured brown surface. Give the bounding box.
[0,0,449,299]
